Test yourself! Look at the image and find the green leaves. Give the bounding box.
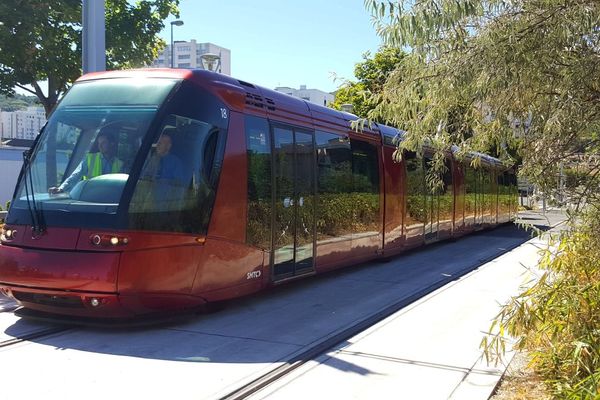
[365,0,600,207]
[483,210,600,398]
[331,46,406,121]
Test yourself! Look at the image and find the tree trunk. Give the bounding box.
[30,80,60,118]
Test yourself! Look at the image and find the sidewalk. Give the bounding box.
[249,219,558,399]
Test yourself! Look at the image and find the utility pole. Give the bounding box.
[82,0,106,74]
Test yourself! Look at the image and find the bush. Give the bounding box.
[483,209,600,399]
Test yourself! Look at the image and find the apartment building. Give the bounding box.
[151,40,231,75]
[274,85,335,107]
[0,106,46,140]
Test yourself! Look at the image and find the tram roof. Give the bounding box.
[75,69,507,168]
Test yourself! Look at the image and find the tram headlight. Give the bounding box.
[91,234,102,246]
[89,233,130,247]
[1,227,15,241]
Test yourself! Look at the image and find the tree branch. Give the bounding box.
[14,84,38,97]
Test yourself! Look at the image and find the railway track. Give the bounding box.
[0,298,74,350]
[218,261,489,400]
[0,304,20,313]
[0,326,74,349]
[219,214,567,400]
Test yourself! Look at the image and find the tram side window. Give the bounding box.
[507,171,518,214]
[482,169,492,218]
[30,122,82,190]
[405,151,426,226]
[503,171,514,216]
[128,114,225,234]
[464,164,477,220]
[439,158,453,222]
[351,139,380,233]
[245,116,272,249]
[315,131,352,240]
[496,172,505,216]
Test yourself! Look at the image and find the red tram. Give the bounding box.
[0,69,517,319]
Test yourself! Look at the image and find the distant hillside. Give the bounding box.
[0,94,41,112]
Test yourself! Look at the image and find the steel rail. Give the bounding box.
[0,327,73,349]
[217,245,518,400]
[219,216,568,400]
[0,304,20,313]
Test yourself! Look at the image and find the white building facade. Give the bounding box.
[0,146,26,205]
[274,85,335,107]
[151,40,231,75]
[0,106,46,140]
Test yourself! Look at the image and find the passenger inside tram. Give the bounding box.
[140,128,184,184]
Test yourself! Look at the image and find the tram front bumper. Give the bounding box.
[0,243,129,318]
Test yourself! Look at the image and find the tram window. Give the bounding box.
[315,131,352,240]
[505,172,512,214]
[482,170,492,218]
[128,114,225,234]
[439,158,453,222]
[464,164,477,220]
[28,112,149,201]
[351,139,380,233]
[405,151,426,225]
[30,122,82,190]
[245,116,272,249]
[507,171,518,214]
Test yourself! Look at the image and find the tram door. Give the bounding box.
[272,126,316,280]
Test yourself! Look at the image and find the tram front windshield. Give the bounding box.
[10,77,227,234]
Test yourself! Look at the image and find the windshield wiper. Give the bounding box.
[22,134,46,236]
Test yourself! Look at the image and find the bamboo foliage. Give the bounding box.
[364,0,600,207]
[482,211,600,398]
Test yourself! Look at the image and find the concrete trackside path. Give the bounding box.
[248,234,551,400]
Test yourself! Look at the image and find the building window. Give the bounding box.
[178,54,191,60]
[177,63,191,68]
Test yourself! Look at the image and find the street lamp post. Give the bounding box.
[170,20,184,68]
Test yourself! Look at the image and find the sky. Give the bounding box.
[159,0,385,93]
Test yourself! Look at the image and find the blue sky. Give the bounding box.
[159,0,384,92]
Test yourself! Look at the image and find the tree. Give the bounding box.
[331,46,406,121]
[0,93,40,112]
[0,0,180,116]
[364,0,600,208]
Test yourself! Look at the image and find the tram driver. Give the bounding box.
[49,127,124,194]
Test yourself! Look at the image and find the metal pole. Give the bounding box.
[170,23,174,68]
[82,0,106,74]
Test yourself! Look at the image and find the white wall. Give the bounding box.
[274,85,335,107]
[0,147,24,206]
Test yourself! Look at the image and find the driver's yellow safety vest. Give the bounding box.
[83,153,123,180]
